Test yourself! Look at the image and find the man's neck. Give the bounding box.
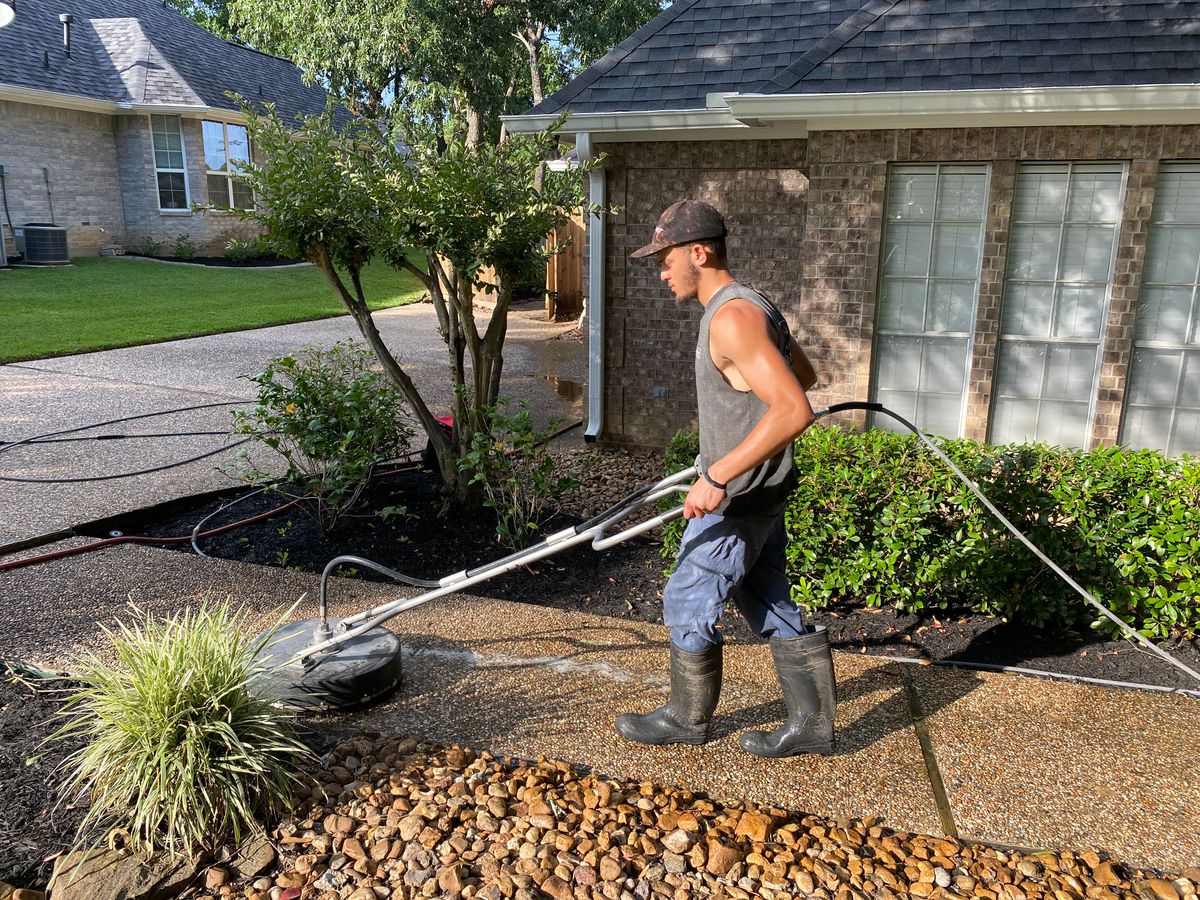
[696,269,736,307]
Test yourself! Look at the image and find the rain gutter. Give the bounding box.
[576,132,605,442]
[724,84,1200,130]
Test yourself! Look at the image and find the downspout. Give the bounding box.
[577,132,605,443]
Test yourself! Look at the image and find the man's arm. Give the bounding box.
[684,300,815,518]
[789,335,817,391]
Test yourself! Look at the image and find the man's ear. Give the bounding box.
[689,242,709,267]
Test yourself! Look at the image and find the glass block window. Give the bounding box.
[990,163,1125,447]
[202,120,253,209]
[871,164,989,437]
[150,115,189,210]
[1122,163,1200,456]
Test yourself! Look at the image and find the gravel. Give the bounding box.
[185,731,1200,900]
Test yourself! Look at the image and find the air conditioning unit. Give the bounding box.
[16,223,70,265]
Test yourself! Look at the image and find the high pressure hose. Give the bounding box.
[0,401,254,484]
[814,401,1200,686]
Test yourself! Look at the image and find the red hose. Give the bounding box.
[0,497,305,573]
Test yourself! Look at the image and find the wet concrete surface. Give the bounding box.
[0,299,583,546]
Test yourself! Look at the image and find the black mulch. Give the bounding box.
[126,254,306,268]
[0,671,87,890]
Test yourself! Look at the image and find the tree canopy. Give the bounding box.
[225,0,664,143]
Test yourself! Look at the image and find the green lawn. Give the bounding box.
[0,257,426,363]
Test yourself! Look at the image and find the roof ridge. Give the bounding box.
[747,0,905,95]
[526,0,707,116]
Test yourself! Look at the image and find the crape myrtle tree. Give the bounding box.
[222,0,660,496]
[234,106,599,498]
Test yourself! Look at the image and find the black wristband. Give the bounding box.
[702,471,727,491]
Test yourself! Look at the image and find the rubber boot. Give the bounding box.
[616,644,722,745]
[739,627,836,757]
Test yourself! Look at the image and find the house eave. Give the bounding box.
[504,84,1200,140]
[724,84,1200,129]
[501,106,809,142]
[0,83,117,114]
[0,83,246,121]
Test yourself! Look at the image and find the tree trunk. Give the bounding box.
[312,247,453,486]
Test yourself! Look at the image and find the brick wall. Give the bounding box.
[0,99,127,255]
[597,124,1200,451]
[0,102,262,259]
[596,139,809,446]
[116,116,261,256]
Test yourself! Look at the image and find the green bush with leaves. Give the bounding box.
[459,399,578,549]
[172,232,198,260]
[231,340,413,530]
[660,425,1200,639]
[53,601,312,859]
[224,237,257,262]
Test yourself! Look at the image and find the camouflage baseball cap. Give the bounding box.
[630,200,727,258]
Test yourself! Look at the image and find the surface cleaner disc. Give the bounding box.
[251,618,403,711]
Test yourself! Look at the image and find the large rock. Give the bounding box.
[49,848,200,900]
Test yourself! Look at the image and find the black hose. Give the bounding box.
[0,401,253,483]
[0,169,15,259]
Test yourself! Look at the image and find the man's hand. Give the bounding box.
[683,478,725,519]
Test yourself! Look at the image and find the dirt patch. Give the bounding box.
[0,670,87,890]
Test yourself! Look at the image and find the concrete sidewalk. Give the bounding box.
[3,543,1196,875]
[0,299,583,547]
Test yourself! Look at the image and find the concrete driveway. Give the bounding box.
[0,299,585,547]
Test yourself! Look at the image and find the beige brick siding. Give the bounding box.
[116,116,261,256]
[0,99,127,255]
[0,100,260,258]
[596,124,1200,452]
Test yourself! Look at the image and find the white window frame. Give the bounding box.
[989,161,1127,447]
[870,163,991,438]
[149,114,191,213]
[202,119,254,210]
[1121,161,1200,456]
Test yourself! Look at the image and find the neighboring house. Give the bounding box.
[0,0,335,257]
[504,0,1200,458]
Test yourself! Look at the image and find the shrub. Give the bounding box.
[658,427,700,562]
[659,425,1200,639]
[172,232,198,260]
[224,237,257,262]
[231,341,413,530]
[126,236,162,258]
[459,399,578,549]
[52,600,312,859]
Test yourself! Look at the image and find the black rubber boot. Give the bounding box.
[739,627,836,757]
[616,644,722,745]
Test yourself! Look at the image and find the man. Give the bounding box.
[615,199,837,757]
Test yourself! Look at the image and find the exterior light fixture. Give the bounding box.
[0,0,15,28]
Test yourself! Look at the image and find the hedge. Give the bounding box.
[662,426,1200,640]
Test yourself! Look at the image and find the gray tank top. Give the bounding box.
[696,281,798,516]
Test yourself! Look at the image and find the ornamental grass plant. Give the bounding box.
[52,600,313,860]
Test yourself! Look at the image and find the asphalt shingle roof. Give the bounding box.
[0,0,333,120]
[526,0,1200,115]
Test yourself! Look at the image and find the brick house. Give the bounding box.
[0,0,336,258]
[504,0,1200,458]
